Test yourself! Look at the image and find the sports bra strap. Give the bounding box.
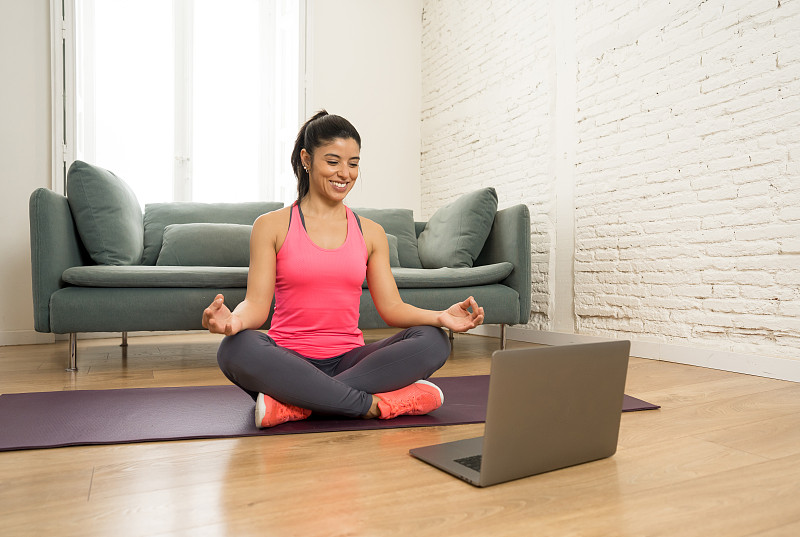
[291,203,363,234]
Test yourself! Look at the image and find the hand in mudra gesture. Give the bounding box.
[437,296,485,333]
[202,294,243,336]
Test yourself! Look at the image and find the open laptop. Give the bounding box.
[409,340,631,487]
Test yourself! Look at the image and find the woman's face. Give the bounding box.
[302,137,360,202]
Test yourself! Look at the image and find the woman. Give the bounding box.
[203,110,485,428]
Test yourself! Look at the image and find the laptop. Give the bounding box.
[409,340,631,487]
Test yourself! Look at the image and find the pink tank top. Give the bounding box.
[268,204,368,358]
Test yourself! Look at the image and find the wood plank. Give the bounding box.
[618,383,800,449]
[527,452,800,537]
[633,374,794,410]
[746,519,800,537]
[693,411,800,460]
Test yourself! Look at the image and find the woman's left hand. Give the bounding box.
[438,296,485,333]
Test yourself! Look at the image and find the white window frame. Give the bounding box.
[51,0,76,195]
[51,0,307,201]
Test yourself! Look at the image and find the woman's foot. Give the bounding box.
[373,380,444,419]
[255,393,311,428]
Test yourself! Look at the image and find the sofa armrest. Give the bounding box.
[474,204,531,324]
[29,188,87,332]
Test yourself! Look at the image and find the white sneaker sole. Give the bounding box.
[255,393,267,428]
[414,379,444,406]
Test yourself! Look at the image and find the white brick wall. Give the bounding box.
[421,0,554,329]
[574,0,800,360]
[421,0,800,363]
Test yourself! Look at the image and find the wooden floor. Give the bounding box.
[2,330,800,536]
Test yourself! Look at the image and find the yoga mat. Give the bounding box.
[0,376,658,452]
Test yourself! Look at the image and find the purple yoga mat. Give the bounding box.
[0,376,658,451]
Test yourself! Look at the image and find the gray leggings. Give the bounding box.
[217,326,451,417]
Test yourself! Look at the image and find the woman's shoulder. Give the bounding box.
[252,205,293,242]
[354,213,385,237]
[355,215,390,260]
[254,205,292,227]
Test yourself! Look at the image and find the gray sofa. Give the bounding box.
[29,161,530,371]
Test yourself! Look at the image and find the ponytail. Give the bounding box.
[290,109,362,202]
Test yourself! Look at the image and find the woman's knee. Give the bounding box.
[216,330,263,371]
[408,325,451,367]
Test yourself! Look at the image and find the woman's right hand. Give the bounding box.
[202,294,243,336]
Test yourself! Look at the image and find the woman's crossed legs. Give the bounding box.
[217,325,451,419]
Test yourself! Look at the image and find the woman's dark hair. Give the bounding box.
[290,110,362,201]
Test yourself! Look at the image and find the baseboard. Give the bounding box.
[469,325,800,383]
[0,330,56,346]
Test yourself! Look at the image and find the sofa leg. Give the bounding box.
[500,324,507,350]
[121,332,128,347]
[448,329,454,342]
[67,332,78,372]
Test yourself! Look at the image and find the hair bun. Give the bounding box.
[309,109,329,122]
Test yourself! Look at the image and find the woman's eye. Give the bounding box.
[327,161,338,166]
[349,163,359,168]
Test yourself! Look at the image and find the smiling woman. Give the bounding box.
[203,110,487,429]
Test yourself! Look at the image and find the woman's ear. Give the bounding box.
[300,148,311,171]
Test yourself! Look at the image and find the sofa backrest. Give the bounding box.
[141,202,283,265]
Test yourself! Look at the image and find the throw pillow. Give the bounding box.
[351,207,423,268]
[156,223,252,267]
[142,201,282,265]
[417,187,498,268]
[66,160,143,265]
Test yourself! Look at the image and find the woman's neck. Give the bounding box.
[298,196,346,220]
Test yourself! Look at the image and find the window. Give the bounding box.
[53,0,304,207]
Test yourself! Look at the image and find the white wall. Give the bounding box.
[0,0,54,345]
[421,0,800,380]
[305,0,422,215]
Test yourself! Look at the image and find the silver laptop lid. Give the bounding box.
[479,340,630,486]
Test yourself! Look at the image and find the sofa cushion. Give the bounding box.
[351,207,422,268]
[417,187,498,269]
[66,160,143,265]
[62,266,249,288]
[156,223,252,267]
[49,287,251,333]
[63,262,512,290]
[142,201,282,265]
[362,262,513,289]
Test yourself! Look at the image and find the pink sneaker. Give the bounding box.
[255,393,311,428]
[375,380,444,420]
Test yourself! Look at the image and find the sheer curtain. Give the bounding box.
[74,0,301,207]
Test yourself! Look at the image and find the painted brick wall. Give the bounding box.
[574,0,800,359]
[421,0,554,329]
[421,0,800,362]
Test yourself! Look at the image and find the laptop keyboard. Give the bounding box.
[454,454,483,472]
